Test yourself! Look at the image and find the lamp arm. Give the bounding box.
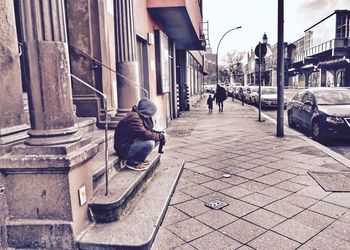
[216,26,242,60]
[216,26,242,84]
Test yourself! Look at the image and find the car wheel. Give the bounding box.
[287,111,296,128]
[312,121,323,141]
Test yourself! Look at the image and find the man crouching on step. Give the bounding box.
[114,97,169,171]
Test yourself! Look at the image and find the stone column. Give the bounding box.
[97,0,116,113]
[304,73,310,88]
[329,69,337,87]
[345,67,350,87]
[114,0,140,114]
[19,0,81,145]
[300,68,314,89]
[0,0,30,155]
[319,67,327,87]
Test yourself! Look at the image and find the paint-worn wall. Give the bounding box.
[134,0,168,130]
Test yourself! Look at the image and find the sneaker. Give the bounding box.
[125,163,148,171]
[119,159,126,169]
[114,158,126,169]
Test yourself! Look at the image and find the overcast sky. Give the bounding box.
[203,0,349,59]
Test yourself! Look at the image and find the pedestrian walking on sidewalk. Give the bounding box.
[207,94,214,113]
[239,87,245,106]
[113,97,169,171]
[213,84,227,112]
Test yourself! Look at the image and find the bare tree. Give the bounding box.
[205,60,217,85]
[218,66,230,84]
[222,50,245,83]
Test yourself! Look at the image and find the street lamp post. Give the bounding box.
[276,0,285,137]
[216,26,242,85]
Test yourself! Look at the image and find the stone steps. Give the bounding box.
[76,118,186,249]
[89,134,119,190]
[74,118,118,190]
[78,155,184,250]
[88,150,161,223]
[97,114,121,130]
[75,117,97,134]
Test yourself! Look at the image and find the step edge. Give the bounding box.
[133,160,185,250]
[78,159,185,249]
[92,156,119,181]
[89,154,161,208]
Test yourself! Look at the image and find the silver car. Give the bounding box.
[257,86,287,109]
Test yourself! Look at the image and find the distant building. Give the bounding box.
[243,9,350,88]
[288,10,350,88]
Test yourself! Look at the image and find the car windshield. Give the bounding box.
[250,87,258,92]
[315,90,350,105]
[262,88,277,95]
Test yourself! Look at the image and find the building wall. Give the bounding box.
[187,51,204,106]
[133,0,205,126]
[133,0,168,130]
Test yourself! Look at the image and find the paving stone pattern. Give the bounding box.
[152,97,350,250]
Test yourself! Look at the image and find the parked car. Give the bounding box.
[254,86,287,109]
[245,86,259,104]
[231,83,243,99]
[287,88,350,140]
[237,86,249,102]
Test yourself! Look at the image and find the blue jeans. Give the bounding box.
[126,140,157,166]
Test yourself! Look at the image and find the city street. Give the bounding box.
[152,97,350,250]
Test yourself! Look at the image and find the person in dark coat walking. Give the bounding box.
[213,84,227,112]
[239,87,245,106]
[114,97,169,171]
[207,94,214,113]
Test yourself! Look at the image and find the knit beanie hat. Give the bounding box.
[137,97,157,118]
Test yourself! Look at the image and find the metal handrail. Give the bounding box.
[68,44,149,98]
[71,74,110,196]
[68,44,152,196]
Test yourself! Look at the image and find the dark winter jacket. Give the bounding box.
[114,106,164,158]
[214,84,227,102]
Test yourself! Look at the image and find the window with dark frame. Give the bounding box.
[336,13,348,38]
[136,37,149,98]
[155,30,170,94]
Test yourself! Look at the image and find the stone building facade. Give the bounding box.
[288,10,350,88]
[0,0,206,248]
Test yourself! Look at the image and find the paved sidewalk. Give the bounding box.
[152,97,350,250]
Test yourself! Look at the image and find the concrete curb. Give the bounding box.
[250,105,350,169]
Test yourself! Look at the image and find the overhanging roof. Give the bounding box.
[147,6,204,50]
